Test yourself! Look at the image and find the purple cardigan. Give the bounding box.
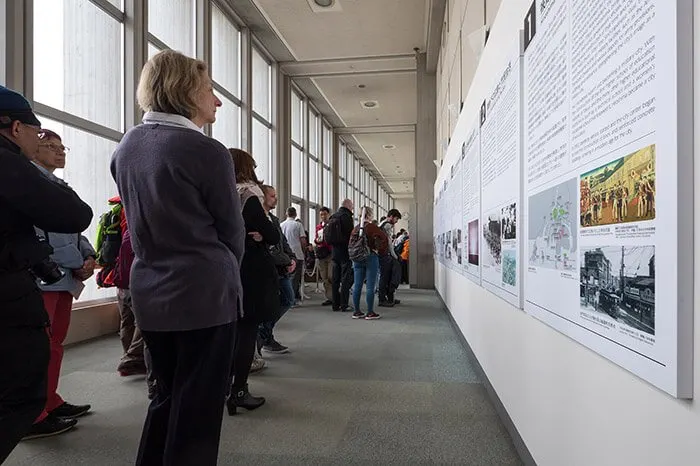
[111,123,245,332]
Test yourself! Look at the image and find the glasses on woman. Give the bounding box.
[39,142,70,153]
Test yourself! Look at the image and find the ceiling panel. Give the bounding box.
[312,73,417,127]
[353,132,415,179]
[254,0,427,60]
[388,180,414,194]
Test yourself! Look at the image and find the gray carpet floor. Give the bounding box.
[5,287,522,465]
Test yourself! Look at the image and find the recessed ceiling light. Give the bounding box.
[382,144,396,150]
[357,84,366,89]
[361,100,379,109]
[314,0,334,7]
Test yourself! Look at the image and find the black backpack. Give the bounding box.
[323,213,345,245]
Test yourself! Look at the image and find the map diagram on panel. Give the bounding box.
[528,178,577,271]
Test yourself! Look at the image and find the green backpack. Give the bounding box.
[95,201,123,267]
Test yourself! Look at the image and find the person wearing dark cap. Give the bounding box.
[0,86,92,460]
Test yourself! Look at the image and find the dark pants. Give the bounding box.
[0,325,49,463]
[332,247,354,310]
[136,322,236,466]
[117,289,145,370]
[291,259,303,301]
[378,255,401,303]
[259,276,294,345]
[401,259,409,284]
[231,318,259,393]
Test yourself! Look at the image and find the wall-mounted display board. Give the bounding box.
[479,49,522,307]
[522,0,693,398]
[461,119,482,284]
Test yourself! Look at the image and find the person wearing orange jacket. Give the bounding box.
[400,235,410,284]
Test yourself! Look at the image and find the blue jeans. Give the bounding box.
[259,276,295,344]
[352,254,379,314]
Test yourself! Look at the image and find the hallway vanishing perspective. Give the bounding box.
[6,289,521,466]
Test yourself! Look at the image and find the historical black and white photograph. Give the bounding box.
[580,245,656,335]
[501,202,517,240]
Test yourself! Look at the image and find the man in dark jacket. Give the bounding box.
[0,86,93,460]
[329,199,355,312]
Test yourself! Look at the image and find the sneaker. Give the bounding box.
[250,354,266,373]
[341,306,353,313]
[322,300,333,306]
[118,363,147,377]
[23,417,77,440]
[352,311,366,319]
[262,340,289,354]
[365,312,381,320]
[50,402,91,420]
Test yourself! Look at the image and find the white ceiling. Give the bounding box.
[253,0,429,195]
[254,0,427,61]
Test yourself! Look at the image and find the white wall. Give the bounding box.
[393,198,411,234]
[435,1,700,465]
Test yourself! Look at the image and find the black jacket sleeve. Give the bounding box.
[0,149,93,233]
[242,197,280,245]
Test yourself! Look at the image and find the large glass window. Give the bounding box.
[308,158,318,203]
[34,0,123,131]
[309,112,319,158]
[211,91,240,149]
[148,0,195,56]
[323,167,332,207]
[252,47,271,119]
[291,146,304,197]
[308,206,317,231]
[253,119,271,183]
[291,91,303,145]
[211,5,240,98]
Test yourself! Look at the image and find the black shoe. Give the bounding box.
[23,417,77,440]
[352,311,366,319]
[263,339,289,354]
[322,300,333,306]
[226,384,265,415]
[50,402,91,420]
[365,312,381,320]
[392,299,401,305]
[341,306,352,312]
[378,301,395,308]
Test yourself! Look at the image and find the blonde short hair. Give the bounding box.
[361,206,374,221]
[137,50,208,119]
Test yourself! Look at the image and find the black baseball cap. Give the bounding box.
[0,86,41,129]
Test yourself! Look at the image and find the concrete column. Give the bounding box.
[276,72,291,213]
[410,52,436,289]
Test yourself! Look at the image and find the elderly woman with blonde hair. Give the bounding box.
[111,50,245,466]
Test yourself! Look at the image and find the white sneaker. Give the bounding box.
[250,353,266,373]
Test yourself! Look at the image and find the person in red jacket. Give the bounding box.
[314,207,333,306]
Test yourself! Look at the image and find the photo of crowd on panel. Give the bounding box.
[579,245,656,335]
[468,219,479,265]
[483,211,502,268]
[445,230,452,261]
[528,178,577,271]
[501,203,517,240]
[579,145,656,228]
[454,228,463,265]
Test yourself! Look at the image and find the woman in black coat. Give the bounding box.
[227,148,280,415]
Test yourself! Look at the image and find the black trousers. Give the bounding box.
[332,248,354,309]
[231,318,259,393]
[0,325,49,463]
[137,322,236,466]
[378,255,401,303]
